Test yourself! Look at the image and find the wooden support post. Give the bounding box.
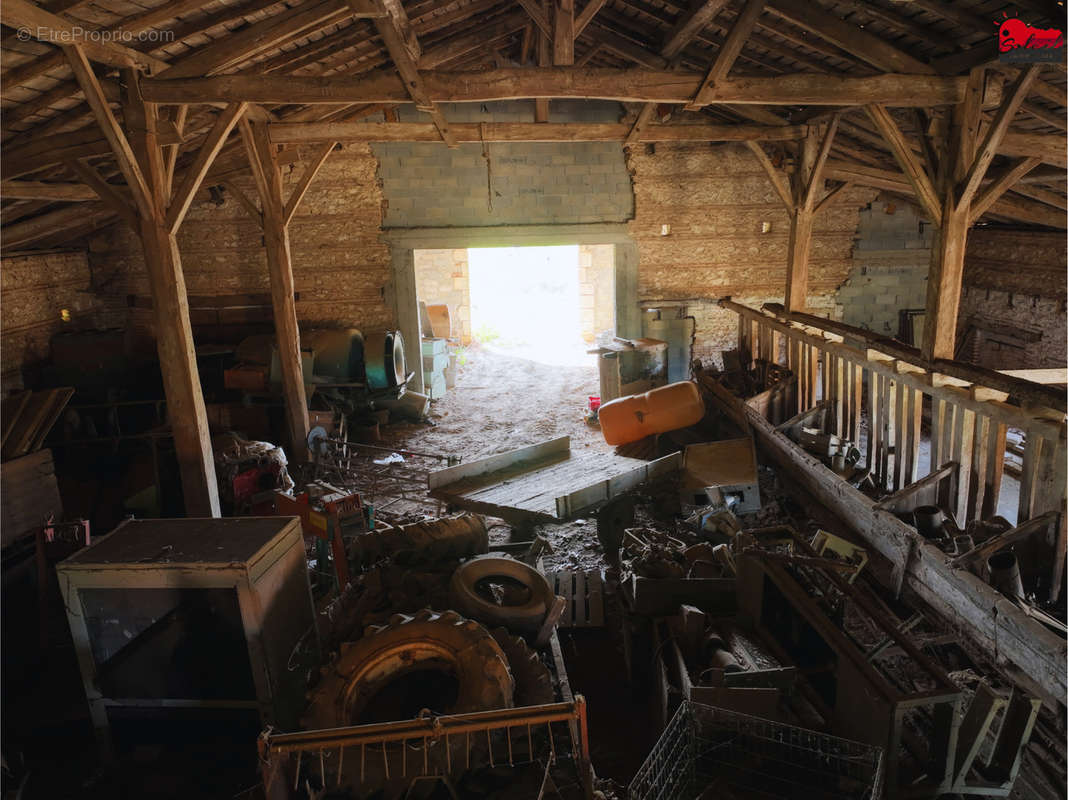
[241,119,311,462]
[535,0,551,122]
[784,127,819,312]
[117,70,220,517]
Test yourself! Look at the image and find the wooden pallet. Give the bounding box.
[550,570,605,628]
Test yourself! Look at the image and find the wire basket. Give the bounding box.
[629,702,884,800]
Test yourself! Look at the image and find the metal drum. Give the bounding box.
[364,330,406,389]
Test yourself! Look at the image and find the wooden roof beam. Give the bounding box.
[357,0,456,147]
[574,0,609,37]
[270,120,808,143]
[865,103,941,221]
[969,157,1042,224]
[141,69,969,107]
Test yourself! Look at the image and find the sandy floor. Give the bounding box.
[388,344,608,461]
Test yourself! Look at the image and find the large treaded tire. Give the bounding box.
[448,555,555,633]
[303,609,513,731]
[491,628,554,706]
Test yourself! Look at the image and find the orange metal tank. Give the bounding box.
[598,381,705,446]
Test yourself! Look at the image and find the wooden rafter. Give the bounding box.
[687,0,767,110]
[661,0,731,59]
[63,45,155,221]
[357,0,456,147]
[865,104,940,222]
[62,158,137,228]
[574,0,609,37]
[969,157,1042,224]
[0,0,166,72]
[166,102,248,234]
[282,142,336,226]
[745,141,794,213]
[0,180,98,201]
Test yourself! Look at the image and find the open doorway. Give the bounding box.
[411,243,617,457]
[413,244,615,366]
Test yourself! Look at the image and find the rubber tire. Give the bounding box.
[491,628,554,706]
[448,555,554,633]
[303,609,513,730]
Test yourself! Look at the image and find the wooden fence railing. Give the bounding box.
[723,299,1066,537]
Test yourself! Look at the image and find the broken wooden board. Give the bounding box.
[551,570,605,628]
[428,436,680,523]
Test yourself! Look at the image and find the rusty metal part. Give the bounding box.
[303,609,514,731]
[491,627,554,706]
[448,555,554,633]
[347,513,488,568]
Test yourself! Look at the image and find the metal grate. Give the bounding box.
[629,702,884,800]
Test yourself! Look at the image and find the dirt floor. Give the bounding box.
[389,344,608,460]
[382,345,613,572]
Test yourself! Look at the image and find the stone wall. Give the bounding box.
[579,244,614,342]
[88,143,392,346]
[627,141,875,365]
[414,248,471,343]
[374,102,633,228]
[1,249,125,392]
[957,228,1066,369]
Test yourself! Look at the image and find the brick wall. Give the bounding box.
[1,249,125,392]
[414,248,471,343]
[579,244,614,342]
[834,198,932,337]
[628,141,875,364]
[957,229,1066,369]
[374,102,634,228]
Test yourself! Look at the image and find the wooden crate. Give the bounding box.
[56,517,318,751]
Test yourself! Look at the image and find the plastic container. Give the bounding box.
[598,381,705,446]
[588,396,601,413]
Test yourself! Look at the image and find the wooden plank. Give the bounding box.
[662,0,730,59]
[1017,435,1040,524]
[587,571,604,626]
[968,414,990,521]
[954,407,976,526]
[574,0,608,37]
[1,390,60,460]
[969,157,1042,224]
[428,436,570,490]
[572,570,585,625]
[745,141,794,213]
[555,452,680,518]
[981,421,1007,520]
[1,392,31,451]
[140,70,970,107]
[28,387,74,453]
[865,368,877,472]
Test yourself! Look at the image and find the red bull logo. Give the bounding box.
[997,14,1065,62]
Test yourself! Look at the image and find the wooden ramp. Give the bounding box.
[427,436,680,523]
[551,570,605,628]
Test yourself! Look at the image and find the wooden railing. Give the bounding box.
[723,299,1066,536]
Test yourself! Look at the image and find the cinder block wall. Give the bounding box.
[374,101,633,227]
[627,141,875,367]
[834,198,932,337]
[1,249,126,392]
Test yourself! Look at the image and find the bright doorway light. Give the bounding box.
[468,245,592,366]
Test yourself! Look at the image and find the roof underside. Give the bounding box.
[1,0,1065,249]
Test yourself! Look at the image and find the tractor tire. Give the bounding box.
[490,628,554,706]
[348,514,488,569]
[303,609,513,731]
[448,555,554,633]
